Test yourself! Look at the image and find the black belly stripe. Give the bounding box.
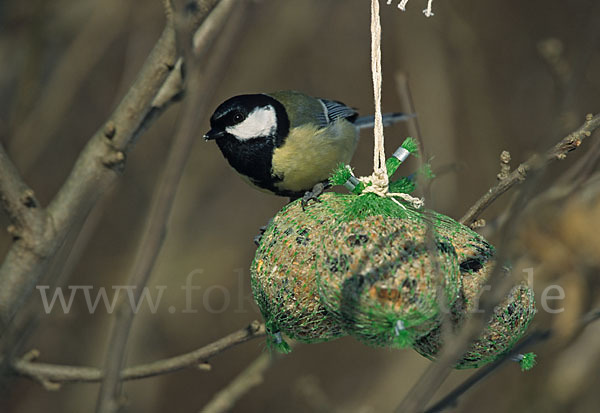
[216,134,304,197]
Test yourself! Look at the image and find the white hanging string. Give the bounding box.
[361,0,389,196]
[387,0,435,17]
[360,0,424,209]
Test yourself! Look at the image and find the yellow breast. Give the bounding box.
[272,120,358,193]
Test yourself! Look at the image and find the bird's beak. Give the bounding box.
[203,128,225,141]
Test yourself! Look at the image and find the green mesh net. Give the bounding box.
[314,195,461,348]
[252,193,461,349]
[250,141,535,368]
[413,283,536,369]
[413,212,535,368]
[251,198,346,345]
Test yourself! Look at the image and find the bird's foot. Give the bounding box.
[301,182,329,211]
[253,219,273,246]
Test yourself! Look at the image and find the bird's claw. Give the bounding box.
[301,182,327,211]
[253,221,272,246]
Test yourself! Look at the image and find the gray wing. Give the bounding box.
[353,112,416,129]
[316,99,358,128]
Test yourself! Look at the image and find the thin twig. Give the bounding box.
[396,69,454,361]
[426,305,600,412]
[10,322,265,389]
[394,72,434,213]
[200,353,275,413]
[460,113,600,226]
[201,340,291,413]
[423,329,552,413]
[531,135,600,206]
[395,72,424,146]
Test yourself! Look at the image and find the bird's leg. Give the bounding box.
[253,218,273,246]
[300,182,330,211]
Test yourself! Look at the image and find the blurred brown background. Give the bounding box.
[1,0,600,412]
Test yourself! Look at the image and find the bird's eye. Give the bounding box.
[233,113,244,123]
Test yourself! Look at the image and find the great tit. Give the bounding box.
[204,90,411,201]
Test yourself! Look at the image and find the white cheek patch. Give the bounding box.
[226,105,277,140]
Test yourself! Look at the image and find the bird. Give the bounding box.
[204,90,412,206]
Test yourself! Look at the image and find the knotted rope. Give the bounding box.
[360,0,423,209]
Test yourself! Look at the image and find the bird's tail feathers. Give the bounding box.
[353,112,416,130]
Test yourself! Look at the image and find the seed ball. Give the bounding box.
[315,200,462,348]
[433,212,496,292]
[413,282,536,369]
[412,218,536,368]
[251,196,346,343]
[253,192,462,348]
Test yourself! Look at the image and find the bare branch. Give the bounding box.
[496,150,511,181]
[95,1,244,412]
[10,322,265,387]
[460,113,600,225]
[0,144,48,243]
[200,353,274,413]
[0,0,222,333]
[423,329,552,413]
[395,72,424,146]
[425,305,600,412]
[200,339,290,413]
